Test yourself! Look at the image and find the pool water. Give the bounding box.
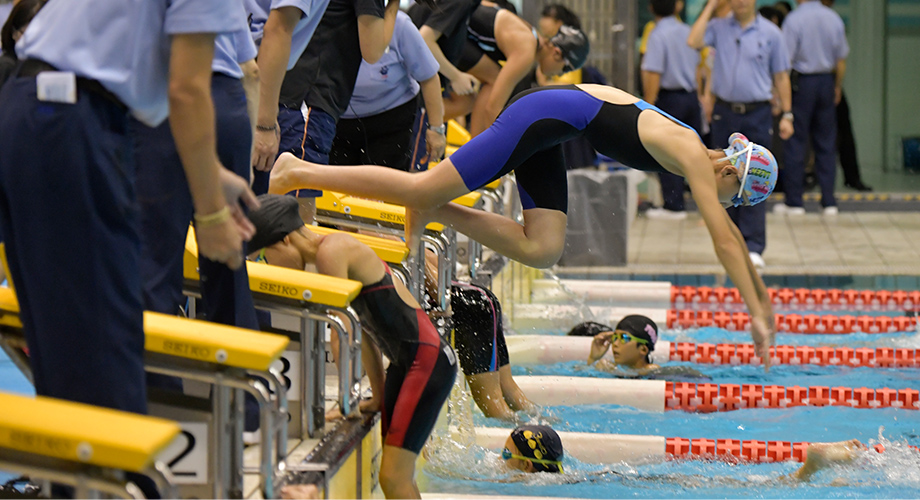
[0,350,32,397]
[0,350,34,486]
[423,434,920,499]
[422,317,920,498]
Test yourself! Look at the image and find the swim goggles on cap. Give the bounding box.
[254,248,268,264]
[719,142,755,207]
[502,448,564,471]
[612,331,649,345]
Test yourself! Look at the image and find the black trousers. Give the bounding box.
[836,91,864,185]
[330,96,426,172]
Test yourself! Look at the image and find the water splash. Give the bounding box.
[542,268,596,323]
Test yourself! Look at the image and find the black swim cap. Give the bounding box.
[567,321,612,337]
[510,425,564,473]
[550,25,590,72]
[248,194,305,251]
[615,315,659,352]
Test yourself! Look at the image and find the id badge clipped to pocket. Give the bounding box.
[36,71,77,104]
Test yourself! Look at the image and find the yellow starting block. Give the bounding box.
[0,391,179,498]
[306,225,409,264]
[313,191,483,310]
[184,232,360,309]
[447,119,470,147]
[314,190,481,233]
[0,286,292,499]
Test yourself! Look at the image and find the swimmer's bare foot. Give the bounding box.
[325,407,344,422]
[794,439,864,481]
[281,484,320,499]
[269,152,299,194]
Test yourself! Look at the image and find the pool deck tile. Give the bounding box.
[562,210,920,277]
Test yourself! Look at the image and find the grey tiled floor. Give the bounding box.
[623,210,920,276]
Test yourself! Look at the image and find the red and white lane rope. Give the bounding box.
[664,381,919,412]
[669,342,918,367]
[666,309,917,333]
[671,285,920,311]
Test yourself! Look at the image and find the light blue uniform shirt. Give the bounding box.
[704,14,790,103]
[213,28,259,78]
[641,16,699,92]
[245,0,331,70]
[16,0,245,127]
[342,11,439,119]
[0,4,12,28]
[783,1,849,74]
[213,0,258,79]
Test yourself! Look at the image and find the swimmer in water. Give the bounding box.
[498,426,868,486]
[580,316,708,380]
[585,315,660,374]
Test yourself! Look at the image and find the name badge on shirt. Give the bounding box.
[36,71,77,104]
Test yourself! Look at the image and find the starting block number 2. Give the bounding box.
[157,422,209,484]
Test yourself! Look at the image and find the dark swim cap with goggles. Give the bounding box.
[550,25,590,73]
[614,315,659,362]
[567,321,612,337]
[506,425,564,473]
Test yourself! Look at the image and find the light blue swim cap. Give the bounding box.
[723,133,778,207]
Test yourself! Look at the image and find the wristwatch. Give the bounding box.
[781,112,794,121]
[429,123,447,135]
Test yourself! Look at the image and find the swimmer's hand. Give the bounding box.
[359,397,382,414]
[450,72,479,96]
[588,331,614,365]
[405,206,433,258]
[750,315,775,372]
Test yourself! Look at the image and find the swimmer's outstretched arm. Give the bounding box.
[689,176,774,369]
[788,440,864,483]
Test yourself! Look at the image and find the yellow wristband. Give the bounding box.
[194,206,231,228]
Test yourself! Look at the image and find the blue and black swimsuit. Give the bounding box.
[448,84,698,213]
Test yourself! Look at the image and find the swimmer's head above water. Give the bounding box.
[503,425,565,474]
[710,133,778,209]
[611,315,658,366]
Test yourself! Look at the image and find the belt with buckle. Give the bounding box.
[18,59,126,111]
[715,98,770,115]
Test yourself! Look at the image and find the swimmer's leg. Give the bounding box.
[427,204,567,268]
[499,364,534,412]
[379,446,422,499]
[269,153,469,211]
[792,439,864,482]
[467,371,517,421]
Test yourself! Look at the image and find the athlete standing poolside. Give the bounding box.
[269,83,779,367]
